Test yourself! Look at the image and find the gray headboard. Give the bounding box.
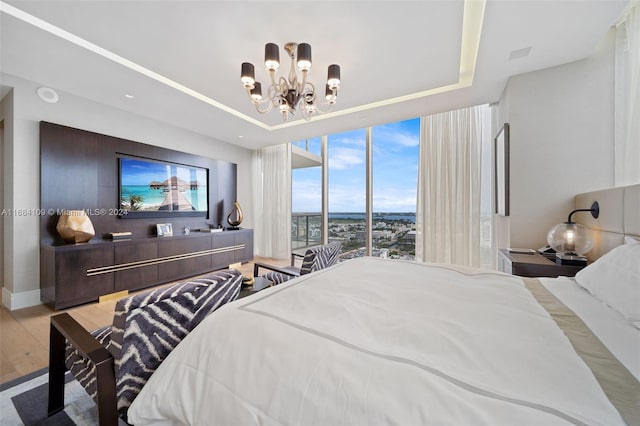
[574,184,640,261]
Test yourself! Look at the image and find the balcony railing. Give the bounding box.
[291,213,322,250]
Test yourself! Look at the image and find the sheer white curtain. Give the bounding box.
[415,105,487,267]
[615,0,640,186]
[252,144,291,259]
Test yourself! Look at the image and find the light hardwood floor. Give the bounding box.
[0,257,289,385]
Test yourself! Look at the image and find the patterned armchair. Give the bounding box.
[254,242,342,285]
[47,269,242,425]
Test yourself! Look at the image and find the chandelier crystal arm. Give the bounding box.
[308,89,337,115]
[254,102,273,114]
[288,56,298,88]
[244,87,273,114]
[269,69,277,89]
[300,69,308,92]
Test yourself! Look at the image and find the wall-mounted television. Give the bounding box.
[118,156,209,218]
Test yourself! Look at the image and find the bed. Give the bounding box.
[128,185,640,426]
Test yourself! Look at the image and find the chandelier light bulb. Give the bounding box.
[296,43,312,71]
[241,62,255,87]
[264,43,280,71]
[250,82,263,101]
[325,84,334,101]
[327,64,341,89]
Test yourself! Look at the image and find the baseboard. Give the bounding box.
[1,287,41,310]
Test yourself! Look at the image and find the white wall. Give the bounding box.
[0,73,254,310]
[0,112,5,292]
[495,29,617,250]
[1,89,15,306]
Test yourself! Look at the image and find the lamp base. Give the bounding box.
[555,253,588,266]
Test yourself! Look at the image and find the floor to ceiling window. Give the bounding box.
[291,107,492,265]
[372,118,420,259]
[291,137,322,249]
[327,129,367,258]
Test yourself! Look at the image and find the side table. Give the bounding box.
[238,276,273,299]
[497,249,585,278]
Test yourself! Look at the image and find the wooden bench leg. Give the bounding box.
[95,357,118,426]
[48,321,66,416]
[48,313,118,426]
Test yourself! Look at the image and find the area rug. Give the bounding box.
[0,368,102,425]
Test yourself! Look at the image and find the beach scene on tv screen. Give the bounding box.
[120,158,208,212]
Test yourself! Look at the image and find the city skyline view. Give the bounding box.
[292,118,420,213]
[291,111,492,267]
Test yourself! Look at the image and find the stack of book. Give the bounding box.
[199,228,223,233]
[109,231,132,241]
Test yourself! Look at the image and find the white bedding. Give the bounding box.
[128,258,633,426]
[541,277,640,381]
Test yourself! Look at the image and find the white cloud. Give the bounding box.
[373,194,416,212]
[292,179,322,212]
[330,134,366,147]
[329,147,365,170]
[392,132,420,147]
[373,125,419,147]
[329,184,366,212]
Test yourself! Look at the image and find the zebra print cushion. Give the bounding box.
[65,325,112,403]
[262,266,301,285]
[299,242,342,275]
[65,269,242,416]
[262,242,342,285]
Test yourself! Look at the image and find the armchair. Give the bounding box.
[48,269,242,425]
[253,242,342,285]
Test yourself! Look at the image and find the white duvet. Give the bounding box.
[128,257,626,425]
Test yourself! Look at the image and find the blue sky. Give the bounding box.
[292,117,420,213]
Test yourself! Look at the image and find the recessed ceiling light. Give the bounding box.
[238,135,244,138]
[36,86,59,103]
[124,94,134,99]
[509,46,532,60]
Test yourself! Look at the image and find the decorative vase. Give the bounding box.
[226,201,243,229]
[56,210,95,243]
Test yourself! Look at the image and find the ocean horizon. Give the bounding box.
[294,212,416,223]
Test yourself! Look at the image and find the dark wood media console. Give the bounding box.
[38,121,251,309]
[41,229,253,310]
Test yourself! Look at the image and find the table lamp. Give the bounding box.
[546,201,599,266]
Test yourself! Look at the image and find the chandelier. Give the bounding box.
[241,42,341,121]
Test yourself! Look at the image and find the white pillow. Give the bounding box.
[574,243,640,321]
[625,235,640,245]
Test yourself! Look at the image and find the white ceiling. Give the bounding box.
[0,0,629,150]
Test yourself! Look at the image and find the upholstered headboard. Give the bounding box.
[574,184,640,261]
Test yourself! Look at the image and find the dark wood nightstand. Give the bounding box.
[497,249,585,278]
[238,276,273,299]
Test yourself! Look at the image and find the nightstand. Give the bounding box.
[497,249,586,278]
[238,276,273,299]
